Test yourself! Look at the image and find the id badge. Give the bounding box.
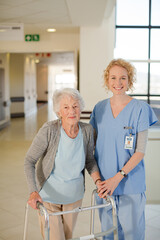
[124,135,134,149]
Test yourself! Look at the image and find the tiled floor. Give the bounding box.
[0,104,160,240]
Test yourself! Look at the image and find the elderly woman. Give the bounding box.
[24,88,101,240]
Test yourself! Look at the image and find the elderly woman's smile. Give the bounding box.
[59,96,81,126]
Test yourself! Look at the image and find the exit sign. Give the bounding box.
[25,34,40,41]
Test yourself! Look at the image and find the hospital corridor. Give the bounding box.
[1,0,160,239]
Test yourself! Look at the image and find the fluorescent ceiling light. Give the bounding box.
[47,28,56,32]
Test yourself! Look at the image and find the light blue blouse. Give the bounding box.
[39,126,85,204]
[90,98,158,195]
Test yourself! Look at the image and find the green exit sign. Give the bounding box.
[25,34,40,41]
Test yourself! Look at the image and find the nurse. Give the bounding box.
[90,58,158,240]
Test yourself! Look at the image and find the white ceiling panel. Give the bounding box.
[0,0,116,34]
[66,0,108,26]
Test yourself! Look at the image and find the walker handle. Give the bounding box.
[36,201,43,209]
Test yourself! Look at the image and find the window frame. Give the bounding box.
[115,0,160,104]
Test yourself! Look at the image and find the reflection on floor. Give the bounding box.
[0,104,160,240]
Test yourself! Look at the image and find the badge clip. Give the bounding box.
[124,126,132,130]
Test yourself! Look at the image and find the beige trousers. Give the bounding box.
[38,199,82,240]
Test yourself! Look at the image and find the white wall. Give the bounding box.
[145,128,160,204]
[24,56,37,116]
[79,8,115,111]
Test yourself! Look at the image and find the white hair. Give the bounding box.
[53,88,85,118]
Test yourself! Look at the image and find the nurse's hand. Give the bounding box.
[28,191,43,209]
[97,174,123,198]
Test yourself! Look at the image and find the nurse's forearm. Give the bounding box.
[121,152,144,176]
[98,152,145,197]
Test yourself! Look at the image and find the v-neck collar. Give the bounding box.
[109,98,135,120]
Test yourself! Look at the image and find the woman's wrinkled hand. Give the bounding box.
[95,179,102,193]
[27,191,43,209]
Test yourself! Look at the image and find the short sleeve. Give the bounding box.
[89,107,97,131]
[137,102,158,132]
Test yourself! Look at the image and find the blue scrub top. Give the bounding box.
[90,98,158,195]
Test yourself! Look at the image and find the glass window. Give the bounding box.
[151,29,160,60]
[150,63,160,94]
[127,62,148,94]
[151,0,160,25]
[114,29,149,60]
[133,96,148,102]
[116,0,149,26]
[55,74,76,89]
[115,0,160,122]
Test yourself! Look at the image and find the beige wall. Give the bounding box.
[0,32,80,53]
[10,54,24,97]
[9,54,24,116]
[79,9,115,110]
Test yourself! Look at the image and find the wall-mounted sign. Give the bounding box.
[25,34,40,41]
[35,53,51,58]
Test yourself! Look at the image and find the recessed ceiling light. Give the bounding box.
[47,28,56,32]
[35,59,40,63]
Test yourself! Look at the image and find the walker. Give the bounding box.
[23,189,118,240]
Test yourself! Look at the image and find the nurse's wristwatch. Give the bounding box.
[119,170,127,178]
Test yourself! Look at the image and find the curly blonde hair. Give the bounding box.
[104,58,136,91]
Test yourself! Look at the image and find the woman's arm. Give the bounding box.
[84,124,102,190]
[90,171,102,187]
[85,124,99,174]
[24,123,49,194]
[98,130,148,198]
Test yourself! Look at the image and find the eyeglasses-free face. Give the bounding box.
[108,65,129,95]
[58,96,81,126]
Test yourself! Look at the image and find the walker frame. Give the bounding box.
[23,189,118,240]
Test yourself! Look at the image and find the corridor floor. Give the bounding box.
[0,104,160,240]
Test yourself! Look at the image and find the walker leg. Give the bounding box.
[23,203,29,240]
[90,189,97,235]
[40,204,50,240]
[90,190,119,240]
[44,219,50,240]
[109,197,118,240]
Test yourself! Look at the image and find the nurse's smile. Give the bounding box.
[108,65,129,95]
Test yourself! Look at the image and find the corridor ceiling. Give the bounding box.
[0,0,115,34]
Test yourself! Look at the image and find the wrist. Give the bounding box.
[119,170,127,178]
[30,191,38,196]
[95,178,101,185]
